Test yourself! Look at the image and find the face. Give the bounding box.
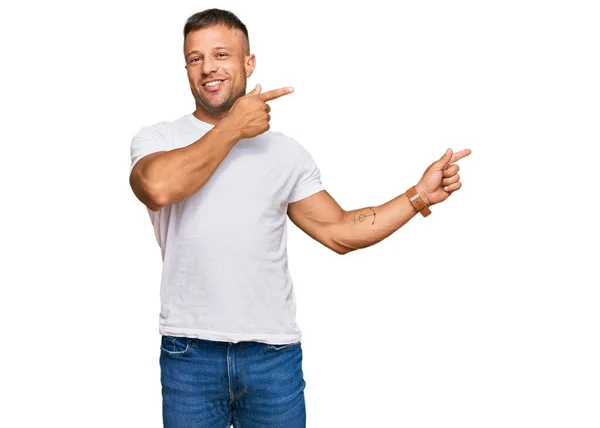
[184,25,255,117]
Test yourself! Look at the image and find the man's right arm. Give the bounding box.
[130,84,294,211]
[129,123,242,211]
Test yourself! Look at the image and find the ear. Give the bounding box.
[244,54,256,78]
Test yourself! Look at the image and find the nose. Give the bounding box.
[201,56,218,76]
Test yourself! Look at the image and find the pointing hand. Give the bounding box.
[220,84,294,139]
[415,148,472,206]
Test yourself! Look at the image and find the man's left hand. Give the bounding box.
[415,148,472,207]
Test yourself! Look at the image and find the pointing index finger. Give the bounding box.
[259,86,294,102]
[449,149,472,164]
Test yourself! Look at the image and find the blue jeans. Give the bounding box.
[159,335,307,427]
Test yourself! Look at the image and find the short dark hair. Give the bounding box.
[183,9,250,55]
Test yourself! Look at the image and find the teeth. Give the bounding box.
[205,80,222,87]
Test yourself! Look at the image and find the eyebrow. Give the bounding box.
[185,46,231,58]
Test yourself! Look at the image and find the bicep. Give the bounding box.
[287,190,347,253]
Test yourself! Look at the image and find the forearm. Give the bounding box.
[142,124,241,208]
[333,191,419,254]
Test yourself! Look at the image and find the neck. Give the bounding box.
[193,106,229,125]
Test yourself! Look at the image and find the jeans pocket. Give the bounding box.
[265,341,301,352]
[160,335,191,356]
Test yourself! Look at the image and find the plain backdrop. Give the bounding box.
[2,1,599,427]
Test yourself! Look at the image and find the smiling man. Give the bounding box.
[129,8,471,428]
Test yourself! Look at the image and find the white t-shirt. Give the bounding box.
[130,113,324,345]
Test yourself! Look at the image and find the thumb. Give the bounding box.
[434,148,453,170]
[247,83,261,96]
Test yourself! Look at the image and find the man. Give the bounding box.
[129,8,471,428]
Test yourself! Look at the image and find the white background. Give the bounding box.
[2,1,599,427]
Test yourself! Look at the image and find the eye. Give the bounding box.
[217,53,228,58]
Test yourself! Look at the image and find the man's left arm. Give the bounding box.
[287,148,472,255]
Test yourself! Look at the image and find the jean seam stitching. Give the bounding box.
[160,338,190,355]
[233,343,247,399]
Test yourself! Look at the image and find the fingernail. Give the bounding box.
[288,87,294,93]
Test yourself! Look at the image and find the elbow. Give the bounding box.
[130,173,166,211]
[140,189,165,212]
[146,198,164,212]
[330,238,353,256]
[149,188,168,210]
[336,247,354,255]
[331,212,354,255]
[144,185,168,211]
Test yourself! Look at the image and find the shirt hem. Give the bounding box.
[159,326,302,345]
[288,183,324,203]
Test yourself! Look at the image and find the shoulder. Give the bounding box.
[265,129,295,143]
[133,119,174,138]
[269,131,318,165]
[262,129,304,156]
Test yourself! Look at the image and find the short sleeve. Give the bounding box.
[288,143,324,203]
[130,121,173,173]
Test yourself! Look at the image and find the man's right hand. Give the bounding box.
[217,84,294,139]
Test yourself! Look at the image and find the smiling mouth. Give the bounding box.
[203,79,225,87]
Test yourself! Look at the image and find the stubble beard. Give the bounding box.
[193,82,246,114]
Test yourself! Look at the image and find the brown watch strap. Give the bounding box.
[406,186,432,217]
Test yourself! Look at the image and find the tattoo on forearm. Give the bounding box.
[353,207,376,226]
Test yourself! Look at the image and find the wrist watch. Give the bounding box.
[406,186,431,217]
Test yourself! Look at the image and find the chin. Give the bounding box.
[200,99,230,113]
